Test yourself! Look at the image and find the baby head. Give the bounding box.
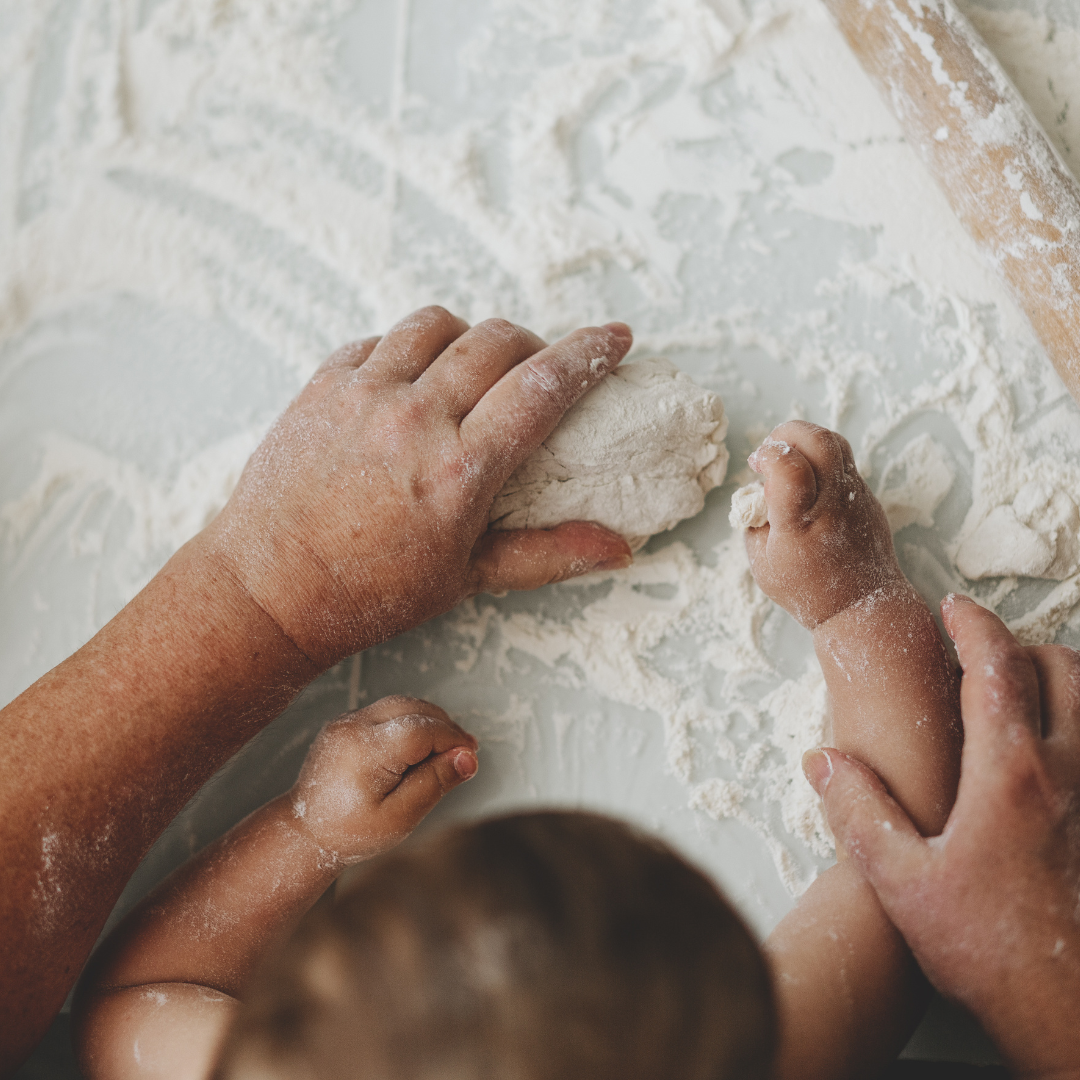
[216,811,775,1080]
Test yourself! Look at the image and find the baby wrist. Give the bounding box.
[283,789,347,871]
[810,574,915,633]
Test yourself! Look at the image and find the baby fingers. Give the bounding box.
[748,436,817,530]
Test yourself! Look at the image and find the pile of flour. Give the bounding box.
[492,358,729,548]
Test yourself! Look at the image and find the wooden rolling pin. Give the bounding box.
[821,0,1080,405]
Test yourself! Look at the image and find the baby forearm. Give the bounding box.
[813,581,961,835]
[81,793,339,1000]
[767,861,930,1080]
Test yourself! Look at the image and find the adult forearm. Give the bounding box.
[0,532,318,1073]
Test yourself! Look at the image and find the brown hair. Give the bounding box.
[217,810,775,1080]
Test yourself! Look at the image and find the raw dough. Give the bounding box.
[490,357,729,550]
[729,482,768,530]
[955,481,1080,580]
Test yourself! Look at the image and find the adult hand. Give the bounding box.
[803,594,1080,1078]
[208,306,634,668]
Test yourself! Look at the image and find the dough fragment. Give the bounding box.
[490,357,728,549]
[729,482,768,530]
[955,481,1080,580]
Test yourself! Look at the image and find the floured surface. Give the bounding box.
[2,0,1080,1061]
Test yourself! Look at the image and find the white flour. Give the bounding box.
[491,357,728,549]
[3,0,1080,898]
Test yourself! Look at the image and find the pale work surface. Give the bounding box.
[4,0,1080,1069]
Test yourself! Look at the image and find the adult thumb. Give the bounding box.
[803,748,929,901]
[468,521,632,594]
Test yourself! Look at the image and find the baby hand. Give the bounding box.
[290,696,478,864]
[745,421,902,628]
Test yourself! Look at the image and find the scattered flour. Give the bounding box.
[491,357,728,549]
[877,435,955,533]
[3,0,1080,900]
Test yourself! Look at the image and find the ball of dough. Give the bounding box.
[729,482,768,530]
[489,357,729,550]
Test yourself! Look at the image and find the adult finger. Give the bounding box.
[314,337,381,376]
[803,748,929,901]
[942,595,1042,757]
[747,438,817,531]
[467,522,632,595]
[414,318,547,418]
[362,306,470,383]
[460,323,632,482]
[1027,644,1080,747]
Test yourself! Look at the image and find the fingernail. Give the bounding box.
[940,593,972,639]
[802,748,833,794]
[453,749,478,780]
[596,551,633,572]
[602,321,633,348]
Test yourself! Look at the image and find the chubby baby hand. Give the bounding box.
[745,421,902,629]
[290,696,478,864]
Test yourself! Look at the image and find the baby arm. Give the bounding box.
[73,697,478,1080]
[747,422,962,1079]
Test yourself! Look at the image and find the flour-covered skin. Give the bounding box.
[292,697,478,863]
[806,596,1080,1080]
[745,421,902,629]
[74,697,477,1080]
[209,306,634,669]
[754,421,963,1080]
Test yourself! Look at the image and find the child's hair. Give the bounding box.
[216,810,775,1080]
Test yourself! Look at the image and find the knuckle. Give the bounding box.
[374,694,433,718]
[995,737,1051,802]
[416,304,454,325]
[325,341,358,364]
[478,317,519,341]
[436,447,483,490]
[394,393,431,429]
[519,354,565,397]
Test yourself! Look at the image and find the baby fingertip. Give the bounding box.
[453,748,479,780]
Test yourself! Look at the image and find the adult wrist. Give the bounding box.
[184,525,323,682]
